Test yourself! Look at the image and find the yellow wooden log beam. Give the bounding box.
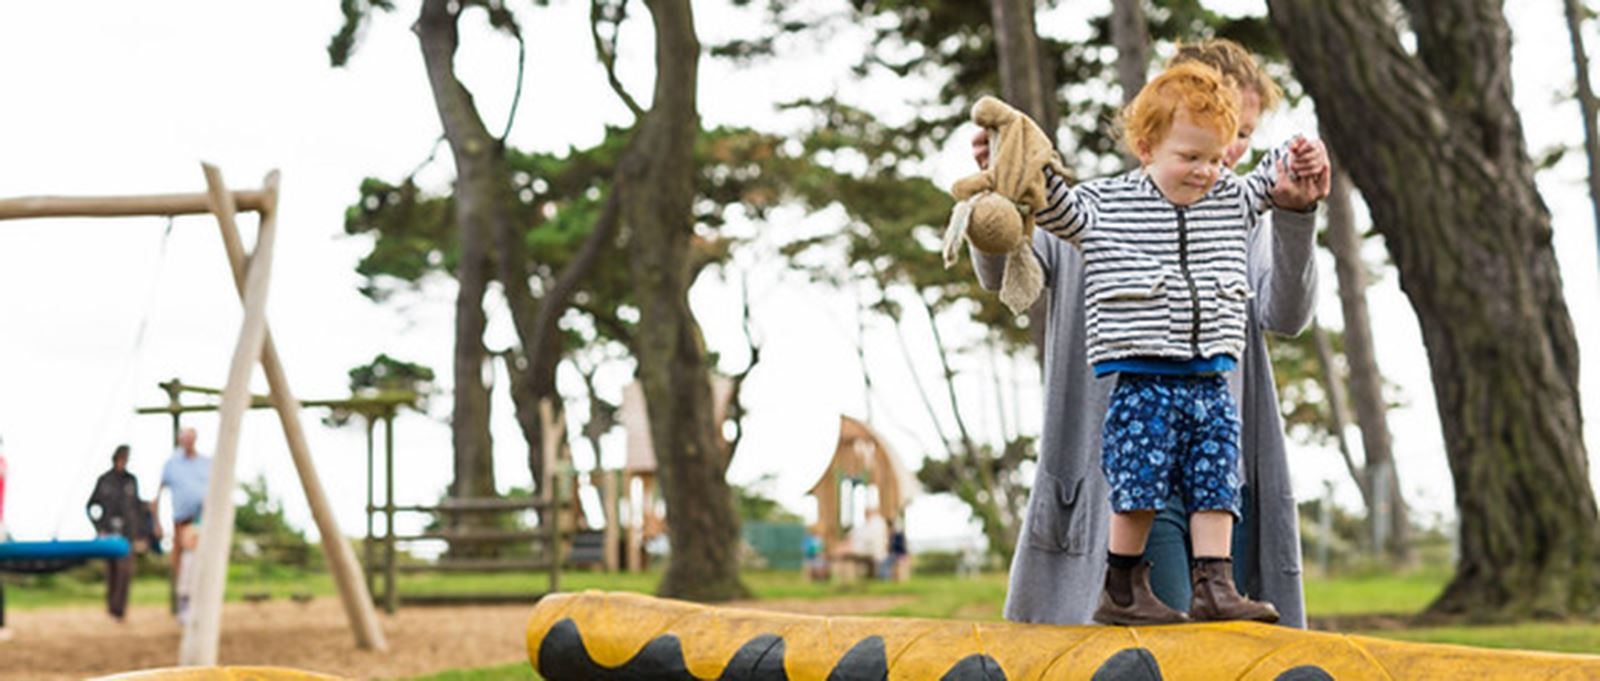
[527,591,1600,680]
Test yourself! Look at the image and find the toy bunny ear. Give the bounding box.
[971,96,1014,129]
[999,242,1044,315]
[942,196,975,269]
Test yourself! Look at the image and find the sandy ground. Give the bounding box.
[0,595,913,680]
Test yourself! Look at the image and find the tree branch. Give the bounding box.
[988,344,1014,443]
[916,294,977,459]
[723,268,762,465]
[1310,318,1373,509]
[525,187,625,393]
[882,288,955,457]
[502,25,526,142]
[591,0,646,120]
[575,301,635,347]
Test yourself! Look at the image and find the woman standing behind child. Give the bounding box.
[973,40,1331,627]
[1030,61,1325,624]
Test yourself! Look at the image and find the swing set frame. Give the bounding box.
[0,164,388,665]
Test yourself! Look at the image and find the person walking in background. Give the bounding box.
[173,522,201,624]
[86,444,143,622]
[802,530,825,582]
[150,427,210,617]
[887,519,910,582]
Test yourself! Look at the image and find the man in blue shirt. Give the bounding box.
[151,427,210,616]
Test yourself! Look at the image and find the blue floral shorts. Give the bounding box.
[1101,372,1241,517]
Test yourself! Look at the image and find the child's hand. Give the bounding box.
[972,128,991,170]
[1288,137,1330,185]
[1270,138,1331,210]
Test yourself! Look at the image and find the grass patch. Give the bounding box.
[1357,622,1600,655]
[401,662,540,681]
[17,558,1600,678]
[9,561,1450,619]
[1301,565,1451,616]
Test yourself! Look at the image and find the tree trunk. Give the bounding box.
[1269,0,1599,619]
[1564,0,1600,281]
[622,0,749,602]
[988,0,1057,136]
[1110,0,1150,168]
[1324,165,1411,563]
[416,0,498,520]
[987,0,1057,358]
[1110,0,1149,104]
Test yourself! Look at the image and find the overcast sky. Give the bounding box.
[0,1,1596,555]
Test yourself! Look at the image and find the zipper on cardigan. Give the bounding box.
[1177,207,1200,356]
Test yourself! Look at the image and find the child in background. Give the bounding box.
[1033,62,1326,625]
[175,522,200,625]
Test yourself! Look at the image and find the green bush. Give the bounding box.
[912,550,961,575]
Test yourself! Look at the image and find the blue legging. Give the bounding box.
[1145,486,1255,612]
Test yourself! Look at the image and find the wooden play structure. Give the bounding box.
[371,399,571,610]
[618,380,663,573]
[0,166,386,665]
[139,380,573,611]
[615,377,737,573]
[527,591,1600,679]
[805,415,917,580]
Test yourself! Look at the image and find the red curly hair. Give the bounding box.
[1120,62,1240,155]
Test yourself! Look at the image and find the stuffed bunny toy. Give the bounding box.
[941,96,1067,315]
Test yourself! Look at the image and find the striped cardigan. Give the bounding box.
[1034,145,1291,368]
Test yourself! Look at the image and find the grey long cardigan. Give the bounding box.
[975,207,1318,628]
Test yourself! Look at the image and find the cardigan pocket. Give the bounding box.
[1092,265,1167,301]
[1089,261,1169,350]
[1025,470,1090,555]
[1209,272,1252,338]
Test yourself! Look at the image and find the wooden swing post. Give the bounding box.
[191,164,387,658]
[178,168,281,665]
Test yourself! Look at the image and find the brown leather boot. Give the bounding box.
[1189,558,1279,623]
[1093,562,1190,625]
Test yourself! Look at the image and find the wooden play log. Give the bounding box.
[528,591,1600,680]
[199,163,387,654]
[0,191,268,219]
[178,171,281,666]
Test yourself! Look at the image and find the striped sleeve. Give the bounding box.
[1033,166,1095,243]
[1241,140,1295,214]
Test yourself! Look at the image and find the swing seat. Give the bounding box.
[0,537,130,573]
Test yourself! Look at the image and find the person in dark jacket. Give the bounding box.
[87,444,142,622]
